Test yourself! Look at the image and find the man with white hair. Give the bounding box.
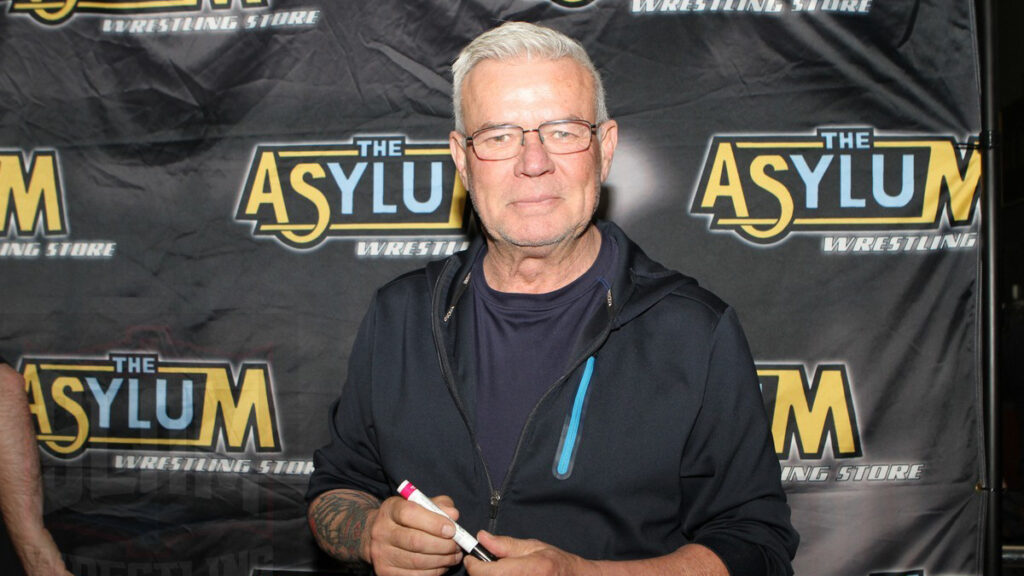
[307,21,798,576]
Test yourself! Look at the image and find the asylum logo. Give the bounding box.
[236,137,469,253]
[692,128,981,246]
[21,353,280,458]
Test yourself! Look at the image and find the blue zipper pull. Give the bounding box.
[553,356,596,480]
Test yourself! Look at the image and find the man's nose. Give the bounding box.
[516,130,555,176]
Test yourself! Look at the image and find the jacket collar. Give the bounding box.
[427,219,696,334]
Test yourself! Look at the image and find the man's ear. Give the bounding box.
[450,131,471,190]
[597,120,618,182]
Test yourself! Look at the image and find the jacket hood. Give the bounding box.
[424,220,697,331]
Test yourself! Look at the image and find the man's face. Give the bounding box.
[449,56,618,251]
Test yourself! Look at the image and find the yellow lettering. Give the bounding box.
[242,152,290,223]
[700,142,749,217]
[762,366,860,458]
[923,142,981,223]
[743,155,794,240]
[280,164,330,245]
[198,366,278,450]
[22,364,53,434]
[11,0,78,22]
[49,377,89,455]
[0,152,66,235]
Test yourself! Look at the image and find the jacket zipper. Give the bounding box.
[489,492,501,520]
[430,261,502,525]
[491,288,615,526]
[434,262,616,530]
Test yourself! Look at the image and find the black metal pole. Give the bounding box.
[979,0,1001,574]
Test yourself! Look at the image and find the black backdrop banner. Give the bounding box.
[0,1,983,575]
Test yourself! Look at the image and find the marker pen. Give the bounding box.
[397,480,496,562]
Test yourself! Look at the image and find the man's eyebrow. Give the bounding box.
[473,121,518,131]
[472,116,590,131]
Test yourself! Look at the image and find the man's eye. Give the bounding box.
[482,131,515,145]
[549,130,575,140]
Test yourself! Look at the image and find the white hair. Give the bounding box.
[451,21,609,134]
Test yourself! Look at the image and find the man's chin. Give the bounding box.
[497,225,588,250]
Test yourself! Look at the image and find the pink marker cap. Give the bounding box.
[399,481,417,499]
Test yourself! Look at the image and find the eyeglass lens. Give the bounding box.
[470,121,594,160]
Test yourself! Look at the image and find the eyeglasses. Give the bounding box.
[465,119,598,161]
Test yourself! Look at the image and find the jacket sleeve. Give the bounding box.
[682,307,799,575]
[306,296,391,504]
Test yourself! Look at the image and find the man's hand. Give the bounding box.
[463,531,591,576]
[464,531,729,576]
[360,494,465,576]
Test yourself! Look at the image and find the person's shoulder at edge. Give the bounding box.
[613,225,732,322]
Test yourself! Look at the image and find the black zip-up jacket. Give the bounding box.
[308,221,798,575]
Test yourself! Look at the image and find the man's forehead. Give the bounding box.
[460,56,596,117]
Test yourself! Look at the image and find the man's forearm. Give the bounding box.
[0,364,69,575]
[307,488,381,562]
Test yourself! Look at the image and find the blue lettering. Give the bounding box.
[791,155,832,209]
[156,378,193,430]
[838,156,865,208]
[403,162,443,214]
[872,154,914,208]
[373,163,396,214]
[327,162,366,215]
[128,378,151,430]
[355,138,404,157]
[85,377,122,429]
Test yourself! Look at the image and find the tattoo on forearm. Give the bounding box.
[309,490,381,562]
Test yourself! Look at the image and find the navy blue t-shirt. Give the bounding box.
[472,232,616,488]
